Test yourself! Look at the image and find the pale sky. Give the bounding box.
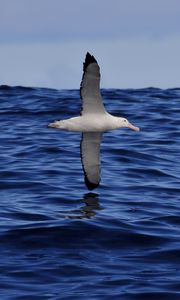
[0,0,180,89]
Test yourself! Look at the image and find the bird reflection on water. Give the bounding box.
[65,193,101,220]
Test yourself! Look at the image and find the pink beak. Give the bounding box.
[128,122,140,132]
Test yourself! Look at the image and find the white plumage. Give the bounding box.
[48,52,139,190]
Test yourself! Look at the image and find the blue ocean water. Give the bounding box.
[0,85,180,299]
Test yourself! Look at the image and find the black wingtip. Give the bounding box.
[83,52,97,72]
[85,177,99,191]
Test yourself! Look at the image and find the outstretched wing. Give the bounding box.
[81,132,102,190]
[80,52,106,115]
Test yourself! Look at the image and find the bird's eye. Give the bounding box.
[124,120,127,122]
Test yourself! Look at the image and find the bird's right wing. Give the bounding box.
[81,132,102,190]
[80,52,106,115]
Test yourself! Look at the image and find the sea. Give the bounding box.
[0,85,180,300]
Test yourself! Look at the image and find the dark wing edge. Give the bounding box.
[80,52,99,112]
[83,52,97,73]
[84,175,99,191]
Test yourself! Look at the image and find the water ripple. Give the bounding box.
[0,86,180,299]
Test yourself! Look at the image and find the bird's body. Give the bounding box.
[50,114,129,132]
[48,52,140,190]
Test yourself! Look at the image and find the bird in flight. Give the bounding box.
[48,52,140,190]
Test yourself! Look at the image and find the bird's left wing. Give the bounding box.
[81,132,102,190]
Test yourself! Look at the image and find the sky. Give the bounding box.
[0,0,180,89]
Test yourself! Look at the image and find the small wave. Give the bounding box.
[0,86,180,298]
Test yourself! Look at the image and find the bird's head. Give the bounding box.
[118,117,140,131]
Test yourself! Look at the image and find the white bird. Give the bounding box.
[48,52,140,190]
